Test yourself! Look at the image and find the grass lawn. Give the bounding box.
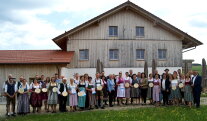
[1,106,207,121]
[192,66,202,75]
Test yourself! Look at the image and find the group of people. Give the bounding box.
[2,69,202,117]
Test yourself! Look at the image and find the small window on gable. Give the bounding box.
[109,26,118,36]
[136,26,144,37]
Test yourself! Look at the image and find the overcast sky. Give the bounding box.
[0,0,206,63]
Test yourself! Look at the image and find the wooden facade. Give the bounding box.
[0,64,63,91]
[66,9,182,68]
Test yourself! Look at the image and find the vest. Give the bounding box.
[6,81,15,95]
[59,83,68,93]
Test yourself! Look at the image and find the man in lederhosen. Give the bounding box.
[58,78,68,112]
[4,76,17,116]
[94,73,104,109]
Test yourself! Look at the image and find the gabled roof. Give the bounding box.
[0,50,74,64]
[52,1,202,50]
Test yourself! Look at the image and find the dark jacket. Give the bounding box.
[193,75,202,93]
[161,78,171,91]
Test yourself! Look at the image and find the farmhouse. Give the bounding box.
[0,1,203,91]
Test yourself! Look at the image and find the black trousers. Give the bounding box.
[162,90,169,105]
[58,95,67,112]
[140,88,148,103]
[108,90,115,106]
[193,91,201,107]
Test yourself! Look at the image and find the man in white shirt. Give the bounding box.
[58,78,68,112]
[74,73,80,85]
[94,73,104,109]
[5,77,17,116]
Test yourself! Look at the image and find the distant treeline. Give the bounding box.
[192,63,202,66]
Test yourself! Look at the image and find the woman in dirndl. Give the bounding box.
[29,79,42,113]
[179,74,185,104]
[140,73,148,105]
[47,77,58,113]
[153,74,161,106]
[184,74,194,108]
[131,74,140,105]
[102,76,108,106]
[116,72,125,105]
[78,76,86,110]
[41,77,50,112]
[17,79,30,115]
[124,72,132,105]
[86,77,96,109]
[68,78,78,112]
[84,74,90,109]
[147,73,154,104]
[170,72,181,106]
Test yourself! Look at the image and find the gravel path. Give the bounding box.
[0,97,206,117]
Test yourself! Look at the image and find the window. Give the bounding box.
[109,49,119,60]
[136,26,144,37]
[79,49,89,60]
[136,49,145,60]
[158,49,167,59]
[109,26,118,36]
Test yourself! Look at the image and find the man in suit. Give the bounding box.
[192,71,202,108]
[161,73,171,106]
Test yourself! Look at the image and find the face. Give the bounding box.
[70,79,74,83]
[75,74,79,78]
[41,75,44,80]
[137,73,141,78]
[141,73,145,78]
[155,75,159,79]
[125,73,129,77]
[20,77,24,81]
[62,79,67,83]
[173,74,177,79]
[22,79,26,84]
[88,78,92,82]
[129,70,133,74]
[51,77,55,82]
[119,72,122,77]
[193,71,197,76]
[149,74,152,78]
[109,74,112,79]
[8,75,12,79]
[35,75,39,79]
[96,73,100,78]
[34,79,38,83]
[133,75,136,80]
[55,74,58,78]
[81,76,84,81]
[178,69,181,73]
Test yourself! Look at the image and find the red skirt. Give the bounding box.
[30,92,42,107]
[41,92,48,100]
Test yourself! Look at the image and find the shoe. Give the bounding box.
[101,107,105,109]
[11,114,16,117]
[109,105,113,107]
[95,105,99,109]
